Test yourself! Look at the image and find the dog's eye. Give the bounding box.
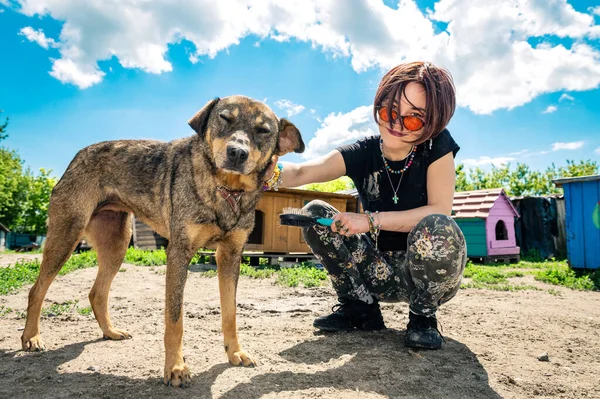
[256,127,270,134]
[220,113,232,123]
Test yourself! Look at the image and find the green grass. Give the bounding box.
[77,306,93,316]
[0,305,13,317]
[196,261,327,288]
[461,282,540,291]
[2,249,599,296]
[41,300,79,317]
[124,247,167,266]
[277,266,328,288]
[462,263,524,285]
[0,259,42,295]
[534,263,597,291]
[461,259,599,292]
[0,252,98,295]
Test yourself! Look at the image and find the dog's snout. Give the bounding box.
[227,146,249,165]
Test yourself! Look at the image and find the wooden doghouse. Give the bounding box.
[452,188,521,263]
[132,188,358,260]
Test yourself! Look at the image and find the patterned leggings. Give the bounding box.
[302,200,467,316]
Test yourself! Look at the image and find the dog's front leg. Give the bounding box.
[163,244,193,387]
[217,230,256,367]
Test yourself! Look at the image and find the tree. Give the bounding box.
[455,160,599,196]
[11,168,56,234]
[0,148,23,227]
[301,176,355,193]
[0,110,8,141]
[0,114,56,234]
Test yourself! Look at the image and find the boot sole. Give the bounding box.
[314,324,354,332]
[404,340,442,350]
[314,323,387,332]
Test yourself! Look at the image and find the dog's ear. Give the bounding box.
[276,118,305,155]
[188,97,220,136]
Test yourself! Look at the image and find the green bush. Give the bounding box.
[535,264,596,291]
[277,266,328,288]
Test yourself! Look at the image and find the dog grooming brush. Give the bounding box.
[279,207,333,227]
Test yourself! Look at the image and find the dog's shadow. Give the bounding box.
[0,339,227,399]
[0,331,502,399]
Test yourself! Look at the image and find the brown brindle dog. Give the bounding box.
[20,95,305,387]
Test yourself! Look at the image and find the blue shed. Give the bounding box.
[553,175,600,270]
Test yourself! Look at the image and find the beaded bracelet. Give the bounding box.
[365,210,382,248]
[262,162,283,191]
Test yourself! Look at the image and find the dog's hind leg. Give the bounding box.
[85,211,133,340]
[21,205,89,351]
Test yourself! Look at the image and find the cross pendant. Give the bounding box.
[393,195,398,204]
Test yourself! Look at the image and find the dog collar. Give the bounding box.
[217,186,244,212]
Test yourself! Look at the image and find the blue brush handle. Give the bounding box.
[316,218,333,226]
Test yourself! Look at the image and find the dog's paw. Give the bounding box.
[102,328,132,340]
[228,349,257,367]
[21,333,46,352]
[164,363,191,388]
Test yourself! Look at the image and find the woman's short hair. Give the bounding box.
[373,61,456,144]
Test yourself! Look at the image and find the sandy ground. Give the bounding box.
[0,252,43,267]
[0,256,599,399]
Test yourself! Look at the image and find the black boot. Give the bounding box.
[404,312,443,349]
[313,299,386,332]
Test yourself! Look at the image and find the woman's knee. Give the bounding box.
[409,214,464,243]
[407,213,466,267]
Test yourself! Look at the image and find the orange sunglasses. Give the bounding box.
[377,107,424,131]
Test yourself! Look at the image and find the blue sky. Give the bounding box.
[1,0,600,179]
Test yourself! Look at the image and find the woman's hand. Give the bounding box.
[331,212,370,237]
[264,155,279,181]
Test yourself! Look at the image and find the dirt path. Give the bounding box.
[0,253,42,267]
[1,263,599,398]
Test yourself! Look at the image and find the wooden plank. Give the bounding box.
[582,180,600,269]
[132,217,139,248]
[256,196,273,251]
[553,174,600,186]
[466,244,488,257]
[455,218,487,256]
[272,195,290,252]
[566,183,585,268]
[287,196,307,252]
[555,198,567,258]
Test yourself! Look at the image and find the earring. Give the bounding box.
[429,139,432,150]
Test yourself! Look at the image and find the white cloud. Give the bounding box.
[595,147,600,154]
[274,99,306,117]
[552,141,584,151]
[302,105,376,159]
[6,0,600,112]
[49,58,104,89]
[19,26,57,49]
[559,93,575,102]
[590,6,600,16]
[508,149,529,156]
[462,156,516,168]
[542,105,558,114]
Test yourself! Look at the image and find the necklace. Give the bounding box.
[379,138,416,205]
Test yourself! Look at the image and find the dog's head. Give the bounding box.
[188,95,305,175]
